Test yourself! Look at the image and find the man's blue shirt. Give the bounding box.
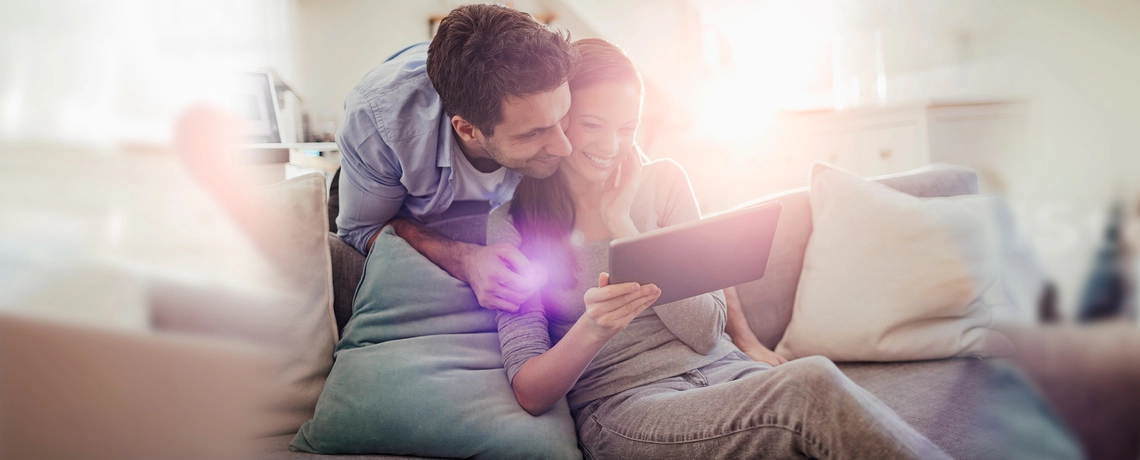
[335,42,522,254]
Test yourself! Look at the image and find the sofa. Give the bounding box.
[254,164,1140,459]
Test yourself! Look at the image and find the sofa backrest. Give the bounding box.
[730,163,980,349]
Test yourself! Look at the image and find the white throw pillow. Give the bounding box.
[775,163,1019,362]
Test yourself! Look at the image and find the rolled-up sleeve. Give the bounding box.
[336,89,408,254]
[496,306,551,383]
[487,204,552,381]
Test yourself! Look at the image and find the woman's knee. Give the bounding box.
[785,355,848,388]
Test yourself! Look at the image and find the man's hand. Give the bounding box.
[385,218,543,312]
[461,244,545,312]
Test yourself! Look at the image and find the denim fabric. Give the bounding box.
[573,353,950,460]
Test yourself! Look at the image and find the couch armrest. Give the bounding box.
[1002,323,1140,460]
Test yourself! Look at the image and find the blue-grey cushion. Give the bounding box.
[291,226,581,459]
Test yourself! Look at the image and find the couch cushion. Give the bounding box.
[252,173,338,434]
[838,358,1081,459]
[292,226,581,459]
[328,233,365,336]
[151,173,337,436]
[731,163,981,349]
[775,163,1019,361]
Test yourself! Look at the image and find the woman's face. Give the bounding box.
[561,81,642,185]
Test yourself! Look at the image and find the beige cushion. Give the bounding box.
[253,173,337,434]
[152,173,337,436]
[775,163,1018,361]
[731,163,982,349]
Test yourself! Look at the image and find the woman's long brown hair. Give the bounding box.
[509,38,643,298]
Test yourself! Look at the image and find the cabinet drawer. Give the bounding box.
[814,132,858,173]
[856,124,921,177]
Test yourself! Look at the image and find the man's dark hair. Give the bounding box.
[427,4,576,136]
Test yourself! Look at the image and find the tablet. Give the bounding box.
[608,201,781,306]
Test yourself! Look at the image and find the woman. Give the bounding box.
[489,38,949,459]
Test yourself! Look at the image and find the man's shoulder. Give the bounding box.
[349,42,446,146]
[353,43,429,100]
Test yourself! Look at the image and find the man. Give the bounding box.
[336,4,576,312]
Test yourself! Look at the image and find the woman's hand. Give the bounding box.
[598,145,644,239]
[581,272,659,340]
[739,343,789,367]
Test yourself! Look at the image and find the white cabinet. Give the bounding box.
[856,123,922,176]
[759,100,1025,187]
[666,101,1026,213]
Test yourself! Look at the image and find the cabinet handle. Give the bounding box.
[879,149,892,159]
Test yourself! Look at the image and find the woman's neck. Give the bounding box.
[558,167,613,242]
[560,167,604,211]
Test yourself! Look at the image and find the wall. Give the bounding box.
[290,0,559,128]
[989,0,1140,318]
[0,0,298,147]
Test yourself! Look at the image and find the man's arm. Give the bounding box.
[335,89,412,254]
[381,218,473,278]
[382,217,541,313]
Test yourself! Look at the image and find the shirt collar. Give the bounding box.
[436,115,457,168]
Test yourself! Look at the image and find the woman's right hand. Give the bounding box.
[582,272,660,340]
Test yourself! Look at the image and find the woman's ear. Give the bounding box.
[451,115,484,146]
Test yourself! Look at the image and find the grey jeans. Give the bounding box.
[573,352,951,460]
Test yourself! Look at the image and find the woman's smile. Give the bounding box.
[582,151,616,168]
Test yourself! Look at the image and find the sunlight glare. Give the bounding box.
[695,0,836,142]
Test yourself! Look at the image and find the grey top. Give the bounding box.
[489,159,738,409]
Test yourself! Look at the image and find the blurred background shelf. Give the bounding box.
[239,142,340,189]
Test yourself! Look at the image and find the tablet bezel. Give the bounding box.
[608,201,782,306]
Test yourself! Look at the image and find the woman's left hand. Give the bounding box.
[739,343,789,367]
[599,144,643,239]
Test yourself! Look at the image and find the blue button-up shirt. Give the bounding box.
[335,43,522,254]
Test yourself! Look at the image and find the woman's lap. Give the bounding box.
[573,353,948,460]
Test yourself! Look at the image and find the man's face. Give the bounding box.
[480,84,573,178]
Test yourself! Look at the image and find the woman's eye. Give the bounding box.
[583,123,601,129]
